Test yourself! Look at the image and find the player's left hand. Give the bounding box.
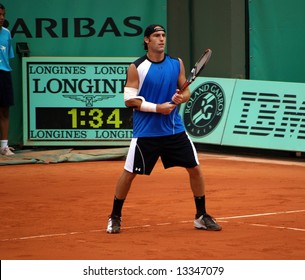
[171,89,184,104]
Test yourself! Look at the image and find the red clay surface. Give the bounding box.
[1,153,305,260]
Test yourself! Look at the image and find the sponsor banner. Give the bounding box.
[23,57,136,146]
[180,77,236,144]
[181,77,305,152]
[222,79,305,151]
[7,0,167,57]
[23,58,305,152]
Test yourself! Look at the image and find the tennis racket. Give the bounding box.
[180,48,212,92]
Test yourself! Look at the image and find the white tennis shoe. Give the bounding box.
[0,146,15,156]
[107,215,121,234]
[194,214,222,231]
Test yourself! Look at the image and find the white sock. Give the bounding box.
[1,140,8,149]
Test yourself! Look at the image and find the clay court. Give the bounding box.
[1,150,305,260]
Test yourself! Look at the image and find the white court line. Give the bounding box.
[1,210,305,242]
[217,209,305,220]
[216,210,305,232]
[218,221,305,232]
[1,231,86,242]
[202,153,305,166]
[245,223,305,232]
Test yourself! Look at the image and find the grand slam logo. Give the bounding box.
[183,82,225,137]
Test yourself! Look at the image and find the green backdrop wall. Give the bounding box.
[248,0,305,83]
[9,0,304,147]
[4,0,249,146]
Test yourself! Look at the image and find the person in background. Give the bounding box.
[0,3,15,156]
[106,24,222,234]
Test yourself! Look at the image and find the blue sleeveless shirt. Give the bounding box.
[132,54,185,137]
[0,27,14,71]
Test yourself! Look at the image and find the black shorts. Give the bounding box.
[124,131,199,175]
[0,70,14,107]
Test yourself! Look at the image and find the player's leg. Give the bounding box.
[0,107,9,139]
[161,132,221,231]
[187,164,205,197]
[0,71,14,156]
[0,107,14,155]
[107,170,136,234]
[114,169,137,200]
[186,165,222,231]
[107,137,159,233]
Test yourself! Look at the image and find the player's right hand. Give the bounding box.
[157,102,177,115]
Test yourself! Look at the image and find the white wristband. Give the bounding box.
[140,101,157,112]
[124,87,138,101]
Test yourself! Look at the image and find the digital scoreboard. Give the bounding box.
[22,57,136,146]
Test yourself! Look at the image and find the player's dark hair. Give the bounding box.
[0,4,5,9]
[143,24,166,51]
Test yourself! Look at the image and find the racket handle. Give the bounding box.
[179,81,189,93]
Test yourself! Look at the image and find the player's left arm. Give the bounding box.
[172,58,191,105]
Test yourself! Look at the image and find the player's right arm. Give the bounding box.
[124,64,142,109]
[124,63,176,115]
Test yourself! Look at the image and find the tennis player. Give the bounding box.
[106,24,221,233]
[0,3,15,156]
